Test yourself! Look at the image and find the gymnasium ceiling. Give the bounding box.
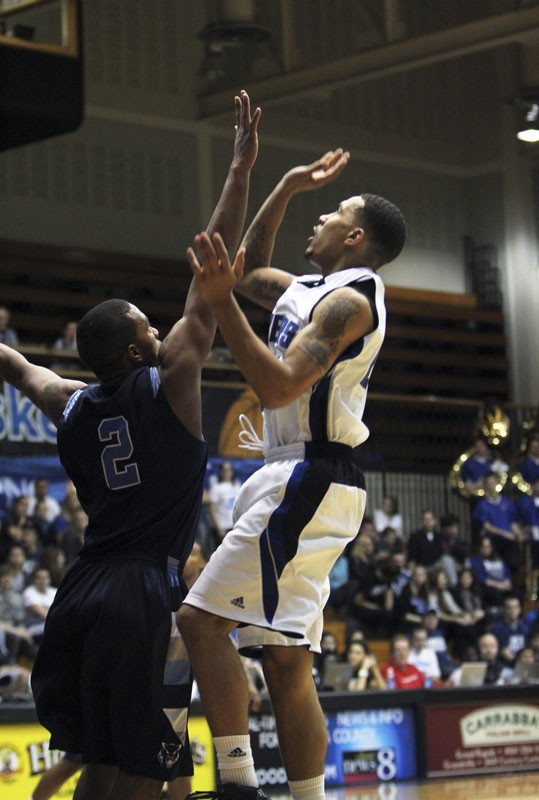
[193,0,539,171]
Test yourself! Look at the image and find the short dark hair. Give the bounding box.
[357,194,406,266]
[76,299,138,380]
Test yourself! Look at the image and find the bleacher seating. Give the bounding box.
[1,238,508,397]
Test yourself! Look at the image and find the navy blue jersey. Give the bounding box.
[57,366,207,566]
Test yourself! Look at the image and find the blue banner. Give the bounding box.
[0,380,58,455]
[325,707,418,784]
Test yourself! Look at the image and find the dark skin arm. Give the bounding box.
[0,344,85,427]
[158,91,260,436]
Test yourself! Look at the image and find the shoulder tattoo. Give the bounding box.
[300,294,362,373]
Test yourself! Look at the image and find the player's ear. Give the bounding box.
[127,343,143,362]
[345,227,365,247]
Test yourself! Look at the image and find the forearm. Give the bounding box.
[0,346,60,405]
[240,148,350,274]
[183,165,252,322]
[28,605,48,620]
[182,91,259,329]
[483,521,510,539]
[207,164,252,257]
[348,671,369,691]
[213,295,295,408]
[0,344,31,388]
[240,175,295,275]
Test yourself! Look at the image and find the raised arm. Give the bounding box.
[205,90,261,257]
[0,344,85,427]
[237,149,350,310]
[158,91,260,432]
[165,89,260,351]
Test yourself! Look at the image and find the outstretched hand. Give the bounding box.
[232,89,261,172]
[284,149,350,195]
[186,232,245,306]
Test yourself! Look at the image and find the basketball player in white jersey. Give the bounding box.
[179,150,406,800]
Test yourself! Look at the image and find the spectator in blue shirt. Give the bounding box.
[469,536,513,616]
[489,594,528,667]
[517,434,539,487]
[473,473,525,573]
[460,437,508,492]
[517,476,539,575]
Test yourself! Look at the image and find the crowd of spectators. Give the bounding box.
[0,478,88,699]
[1,304,538,700]
[1,479,539,699]
[0,305,80,356]
[320,495,539,692]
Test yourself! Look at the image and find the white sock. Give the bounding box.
[214,735,258,787]
[288,775,325,800]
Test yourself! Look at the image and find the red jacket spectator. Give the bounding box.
[381,634,425,689]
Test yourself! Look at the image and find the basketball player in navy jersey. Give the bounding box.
[0,91,260,800]
[179,152,406,800]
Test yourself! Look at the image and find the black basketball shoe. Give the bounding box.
[186,785,270,800]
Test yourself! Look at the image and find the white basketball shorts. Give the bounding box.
[184,444,366,653]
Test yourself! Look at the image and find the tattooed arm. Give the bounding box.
[236,149,350,310]
[270,288,374,405]
[224,286,373,408]
[186,232,373,409]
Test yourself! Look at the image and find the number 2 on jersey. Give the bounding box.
[99,416,141,490]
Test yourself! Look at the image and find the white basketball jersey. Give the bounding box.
[263,266,386,451]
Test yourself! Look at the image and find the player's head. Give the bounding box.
[305,193,406,273]
[77,299,160,382]
[356,194,406,266]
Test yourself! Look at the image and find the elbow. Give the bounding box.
[257,385,297,409]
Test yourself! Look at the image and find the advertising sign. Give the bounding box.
[0,724,79,800]
[249,713,288,792]
[425,701,539,777]
[325,708,417,785]
[249,705,417,792]
[0,717,214,799]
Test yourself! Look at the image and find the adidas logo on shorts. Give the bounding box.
[231,596,245,609]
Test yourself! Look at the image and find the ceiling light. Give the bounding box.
[512,89,539,142]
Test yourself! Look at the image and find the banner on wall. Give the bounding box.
[0,381,58,456]
[324,707,418,785]
[425,701,539,777]
[0,717,215,799]
[0,724,79,800]
[0,379,68,516]
[248,705,418,793]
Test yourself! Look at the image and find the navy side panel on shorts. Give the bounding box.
[260,451,365,626]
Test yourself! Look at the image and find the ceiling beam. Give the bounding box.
[197,4,539,119]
